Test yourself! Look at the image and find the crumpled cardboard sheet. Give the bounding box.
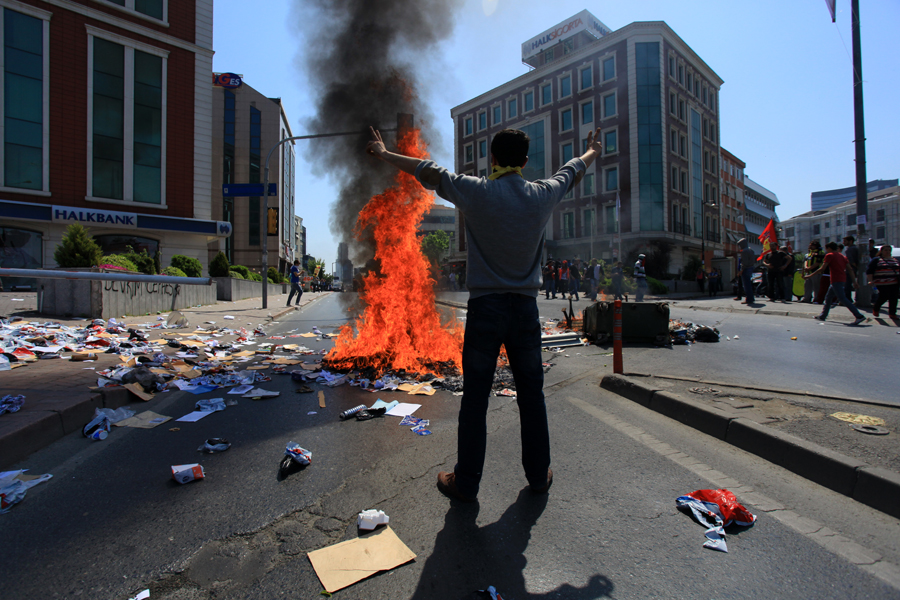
[307,526,416,592]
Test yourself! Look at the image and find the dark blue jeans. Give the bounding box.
[287,282,303,305]
[455,293,550,498]
[741,269,755,304]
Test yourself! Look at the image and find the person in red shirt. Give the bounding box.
[803,241,866,325]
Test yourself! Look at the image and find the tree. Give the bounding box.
[421,230,450,265]
[209,251,231,277]
[306,257,324,277]
[54,223,102,268]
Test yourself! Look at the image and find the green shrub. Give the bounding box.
[230,265,251,279]
[54,223,102,268]
[248,271,263,282]
[122,246,156,274]
[267,277,276,284]
[209,251,231,277]
[162,266,187,277]
[647,276,668,295]
[170,254,202,278]
[228,269,244,280]
[267,267,284,283]
[99,254,139,272]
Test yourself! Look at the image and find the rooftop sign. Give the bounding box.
[521,10,612,61]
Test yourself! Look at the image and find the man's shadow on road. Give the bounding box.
[410,489,613,600]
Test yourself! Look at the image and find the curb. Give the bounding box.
[600,373,900,519]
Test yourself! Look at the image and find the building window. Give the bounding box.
[876,208,885,222]
[544,49,554,64]
[695,80,700,97]
[704,150,709,172]
[677,64,684,85]
[679,135,686,157]
[825,221,830,229]
[464,117,472,136]
[541,83,552,105]
[478,139,487,159]
[248,106,261,246]
[478,112,486,130]
[813,224,821,235]
[561,142,574,166]
[836,217,842,227]
[703,118,708,138]
[464,144,473,163]
[876,226,885,239]
[710,124,716,142]
[560,108,572,132]
[678,99,685,121]
[479,168,487,177]
[563,38,574,55]
[492,105,501,125]
[604,130,617,154]
[686,72,693,93]
[583,172,594,196]
[581,100,593,125]
[604,166,618,192]
[89,34,167,205]
[580,65,592,90]
[668,55,675,78]
[508,97,517,119]
[702,86,708,105]
[710,90,716,112]
[670,129,678,153]
[524,90,534,112]
[671,166,678,190]
[560,74,571,98]
[602,92,616,118]
[602,56,615,81]
[99,0,166,21]
[669,92,676,115]
[605,204,617,233]
[3,7,49,192]
[583,207,595,236]
[520,121,545,181]
[681,170,687,193]
[847,214,857,226]
[562,212,575,239]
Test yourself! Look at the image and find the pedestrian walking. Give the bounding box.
[588,258,604,301]
[611,262,624,301]
[365,124,605,501]
[634,254,648,302]
[762,243,787,302]
[843,235,861,303]
[696,268,705,293]
[287,260,303,306]
[568,260,581,300]
[804,242,866,325]
[544,259,557,299]
[866,244,899,319]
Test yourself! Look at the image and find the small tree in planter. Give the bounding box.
[54,223,102,268]
[209,252,231,277]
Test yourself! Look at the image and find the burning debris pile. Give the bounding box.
[323,129,463,376]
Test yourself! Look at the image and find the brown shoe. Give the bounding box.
[437,471,476,502]
[530,468,553,494]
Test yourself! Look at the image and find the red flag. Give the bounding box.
[757,219,777,261]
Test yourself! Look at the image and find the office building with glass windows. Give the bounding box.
[209,81,295,274]
[448,13,724,272]
[0,0,230,287]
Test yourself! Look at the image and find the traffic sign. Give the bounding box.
[222,183,277,197]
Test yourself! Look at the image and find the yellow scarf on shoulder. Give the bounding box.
[488,165,524,180]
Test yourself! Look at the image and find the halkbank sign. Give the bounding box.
[52,206,137,228]
[521,9,611,61]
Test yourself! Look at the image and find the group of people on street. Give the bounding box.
[730,234,898,324]
[542,257,629,302]
[695,267,724,296]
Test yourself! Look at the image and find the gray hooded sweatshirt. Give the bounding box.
[738,238,756,274]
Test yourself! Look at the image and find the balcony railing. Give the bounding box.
[670,222,691,236]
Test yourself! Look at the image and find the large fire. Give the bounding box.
[324,128,463,376]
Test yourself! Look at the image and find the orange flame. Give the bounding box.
[325,128,463,375]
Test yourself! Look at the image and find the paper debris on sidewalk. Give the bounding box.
[115,411,171,428]
[124,383,155,402]
[307,526,416,593]
[176,410,216,423]
[242,388,279,399]
[385,403,421,418]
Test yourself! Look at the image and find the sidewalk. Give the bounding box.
[0,290,330,468]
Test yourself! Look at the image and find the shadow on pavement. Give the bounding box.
[410,489,614,599]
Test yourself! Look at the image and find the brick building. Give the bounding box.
[448,12,724,273]
[0,0,229,287]
[719,148,746,259]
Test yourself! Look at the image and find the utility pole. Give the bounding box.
[850,0,870,306]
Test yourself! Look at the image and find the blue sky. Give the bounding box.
[212,0,899,264]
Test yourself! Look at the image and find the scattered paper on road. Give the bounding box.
[385,403,421,418]
[115,411,171,429]
[228,385,253,395]
[307,526,416,593]
[176,410,215,423]
[831,412,885,427]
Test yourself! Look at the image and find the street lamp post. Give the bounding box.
[257,127,397,308]
[700,200,717,268]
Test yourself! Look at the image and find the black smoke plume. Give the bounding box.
[296,0,462,265]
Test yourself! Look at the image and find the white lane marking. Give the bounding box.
[565,395,900,590]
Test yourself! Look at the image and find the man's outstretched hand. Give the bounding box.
[366,127,386,158]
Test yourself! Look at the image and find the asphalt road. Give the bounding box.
[2,293,899,599]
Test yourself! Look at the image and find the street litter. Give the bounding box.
[357,509,390,530]
[195,398,226,412]
[280,441,312,477]
[339,404,367,420]
[478,586,505,600]
[830,412,885,427]
[127,590,150,600]
[0,394,25,415]
[198,438,231,453]
[399,415,432,435]
[171,464,204,484]
[115,411,171,429]
[83,412,111,440]
[0,470,52,514]
[242,388,279,399]
[669,319,720,344]
[307,526,416,593]
[676,489,756,552]
[385,402,420,418]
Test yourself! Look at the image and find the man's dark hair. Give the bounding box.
[490,129,530,168]
[825,242,839,251]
